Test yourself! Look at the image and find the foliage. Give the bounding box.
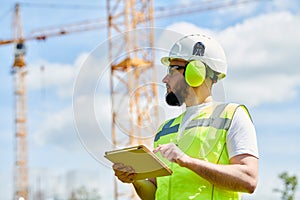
[274,171,298,200]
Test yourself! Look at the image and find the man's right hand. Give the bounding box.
[113,163,136,183]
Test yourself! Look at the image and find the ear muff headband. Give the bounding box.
[184,60,206,87]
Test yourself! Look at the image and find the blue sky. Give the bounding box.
[1,0,300,199]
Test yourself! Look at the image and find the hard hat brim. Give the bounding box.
[160,57,170,66]
[161,56,190,66]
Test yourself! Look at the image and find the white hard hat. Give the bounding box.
[161,34,227,80]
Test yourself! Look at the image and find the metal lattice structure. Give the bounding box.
[12,3,28,200]
[107,0,158,199]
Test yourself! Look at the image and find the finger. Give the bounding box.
[161,145,174,157]
[165,150,176,162]
[128,173,136,181]
[165,146,182,162]
[116,165,132,172]
[164,146,173,155]
[114,165,135,177]
[113,163,124,170]
[157,144,169,155]
[167,154,177,162]
[114,169,127,177]
[118,172,136,183]
[153,145,162,153]
[123,166,135,173]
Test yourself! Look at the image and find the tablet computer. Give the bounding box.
[104,145,172,180]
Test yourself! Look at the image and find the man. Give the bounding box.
[113,34,259,200]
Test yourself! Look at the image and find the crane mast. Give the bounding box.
[107,0,158,199]
[12,3,28,200]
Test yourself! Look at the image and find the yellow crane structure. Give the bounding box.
[2,2,157,199]
[0,1,265,200]
[11,4,28,200]
[107,0,158,199]
[0,3,107,200]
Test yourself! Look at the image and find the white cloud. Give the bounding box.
[272,0,300,12]
[163,22,214,38]
[164,11,300,106]
[33,105,76,149]
[27,54,88,98]
[219,11,300,73]
[219,11,300,106]
[33,91,114,166]
[225,74,300,106]
[27,51,111,152]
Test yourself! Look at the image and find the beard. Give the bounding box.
[165,91,182,106]
[165,79,189,106]
[165,85,188,106]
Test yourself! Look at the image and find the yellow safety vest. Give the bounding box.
[154,103,250,200]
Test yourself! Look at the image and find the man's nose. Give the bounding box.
[162,74,169,83]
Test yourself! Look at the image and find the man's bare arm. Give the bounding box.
[154,143,258,193]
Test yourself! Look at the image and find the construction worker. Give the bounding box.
[113,33,259,199]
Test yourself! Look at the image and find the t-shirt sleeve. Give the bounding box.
[226,106,259,159]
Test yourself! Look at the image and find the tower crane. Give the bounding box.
[0,1,267,200]
[11,4,28,200]
[0,3,106,200]
[107,0,157,199]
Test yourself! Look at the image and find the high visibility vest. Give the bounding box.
[154,103,250,200]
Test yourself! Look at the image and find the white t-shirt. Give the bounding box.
[178,102,259,159]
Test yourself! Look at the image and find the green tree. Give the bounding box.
[274,171,298,200]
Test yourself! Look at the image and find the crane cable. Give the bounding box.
[18,1,105,10]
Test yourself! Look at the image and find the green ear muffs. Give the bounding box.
[185,60,206,87]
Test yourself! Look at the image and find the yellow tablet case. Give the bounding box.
[104,145,172,180]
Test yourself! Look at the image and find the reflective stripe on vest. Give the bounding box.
[154,103,248,200]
